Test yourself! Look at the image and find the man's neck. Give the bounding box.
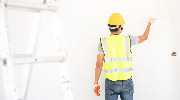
[111,32,120,35]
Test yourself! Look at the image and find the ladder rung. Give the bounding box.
[13,54,32,58]
[14,56,64,65]
[6,1,57,12]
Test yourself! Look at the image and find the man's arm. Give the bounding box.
[94,54,104,85]
[138,22,151,44]
[138,18,156,44]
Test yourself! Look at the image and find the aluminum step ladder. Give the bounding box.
[0,0,74,100]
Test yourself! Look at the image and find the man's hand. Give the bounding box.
[148,18,156,25]
[94,84,101,96]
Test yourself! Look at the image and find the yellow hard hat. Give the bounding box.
[108,13,125,25]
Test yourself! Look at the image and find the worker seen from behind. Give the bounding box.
[94,13,156,100]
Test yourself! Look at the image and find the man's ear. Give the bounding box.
[118,26,121,30]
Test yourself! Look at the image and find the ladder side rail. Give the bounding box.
[51,13,75,100]
[0,0,18,100]
[18,12,42,100]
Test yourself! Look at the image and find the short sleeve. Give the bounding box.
[129,35,139,46]
[98,41,104,54]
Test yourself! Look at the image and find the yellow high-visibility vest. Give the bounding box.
[101,34,133,81]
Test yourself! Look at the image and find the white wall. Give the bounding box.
[0,0,180,100]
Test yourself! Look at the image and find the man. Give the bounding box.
[94,13,156,100]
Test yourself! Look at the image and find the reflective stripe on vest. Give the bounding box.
[104,67,133,73]
[104,57,132,63]
[102,36,133,73]
[124,36,130,61]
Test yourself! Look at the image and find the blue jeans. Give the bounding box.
[105,78,134,100]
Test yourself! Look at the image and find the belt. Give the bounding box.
[106,76,132,81]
